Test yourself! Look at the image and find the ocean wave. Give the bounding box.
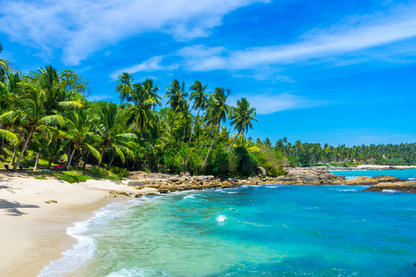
[39,199,152,277]
[106,267,169,277]
[266,186,279,189]
[183,194,196,200]
[345,176,358,180]
[382,189,401,193]
[216,214,227,223]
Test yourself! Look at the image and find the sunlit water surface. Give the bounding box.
[40,176,416,276]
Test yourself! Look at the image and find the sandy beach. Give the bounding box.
[0,173,157,277]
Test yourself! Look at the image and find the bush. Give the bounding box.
[59,174,90,183]
[252,146,285,177]
[109,166,129,178]
[232,146,257,176]
[91,167,109,178]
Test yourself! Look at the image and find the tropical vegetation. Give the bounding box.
[0,48,285,177]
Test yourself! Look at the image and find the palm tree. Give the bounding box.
[60,109,102,170]
[165,79,188,133]
[188,80,208,143]
[28,65,83,115]
[116,72,134,104]
[94,102,136,167]
[201,88,231,170]
[142,79,161,108]
[0,81,63,170]
[227,97,257,152]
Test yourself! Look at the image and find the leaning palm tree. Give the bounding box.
[164,79,188,133]
[60,109,102,170]
[227,97,257,152]
[188,80,208,142]
[201,88,232,170]
[94,102,137,166]
[0,81,63,170]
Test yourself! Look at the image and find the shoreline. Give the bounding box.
[2,167,416,276]
[0,175,158,277]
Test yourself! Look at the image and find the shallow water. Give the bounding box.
[331,169,416,180]
[40,184,416,277]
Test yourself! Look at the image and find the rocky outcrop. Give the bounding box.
[363,181,416,193]
[275,168,345,185]
[126,169,414,194]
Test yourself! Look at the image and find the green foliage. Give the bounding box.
[232,146,257,176]
[57,172,91,183]
[91,167,109,178]
[252,145,285,177]
[108,166,129,177]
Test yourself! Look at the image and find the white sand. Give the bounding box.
[0,174,157,277]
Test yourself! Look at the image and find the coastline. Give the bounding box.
[0,175,157,277]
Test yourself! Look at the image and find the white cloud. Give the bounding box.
[129,4,416,72]
[228,92,330,115]
[0,0,266,65]
[110,56,178,79]
[88,94,114,101]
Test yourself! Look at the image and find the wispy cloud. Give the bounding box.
[0,0,266,65]
[125,4,416,73]
[110,56,178,79]
[88,94,114,101]
[228,92,331,114]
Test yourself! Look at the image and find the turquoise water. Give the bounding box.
[40,184,416,277]
[331,169,416,180]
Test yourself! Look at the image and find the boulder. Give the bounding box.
[169,177,179,182]
[127,181,145,187]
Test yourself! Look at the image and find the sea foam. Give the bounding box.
[216,214,227,223]
[39,199,150,277]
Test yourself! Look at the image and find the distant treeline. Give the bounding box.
[254,137,416,166]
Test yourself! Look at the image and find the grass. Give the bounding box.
[35,176,47,180]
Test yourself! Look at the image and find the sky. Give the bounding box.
[0,0,415,146]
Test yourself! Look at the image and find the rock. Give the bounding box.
[180,171,190,177]
[257,167,266,177]
[127,181,145,187]
[169,177,179,182]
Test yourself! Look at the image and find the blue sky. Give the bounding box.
[1,0,415,146]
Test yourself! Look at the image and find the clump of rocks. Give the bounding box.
[125,168,414,195]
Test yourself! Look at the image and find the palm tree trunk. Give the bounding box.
[188,109,200,143]
[201,120,220,171]
[227,130,241,152]
[48,160,52,170]
[67,147,76,170]
[33,152,40,171]
[171,109,178,133]
[182,117,187,146]
[99,146,106,166]
[108,152,116,167]
[0,137,4,157]
[13,129,34,170]
[9,144,17,166]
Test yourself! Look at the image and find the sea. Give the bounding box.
[39,170,416,277]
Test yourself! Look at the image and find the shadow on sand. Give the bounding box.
[0,199,39,216]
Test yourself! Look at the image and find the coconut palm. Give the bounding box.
[116,72,134,104]
[227,97,257,152]
[94,102,137,166]
[60,108,102,170]
[142,79,161,108]
[0,81,63,170]
[188,80,208,142]
[27,65,83,115]
[201,88,232,170]
[165,79,188,133]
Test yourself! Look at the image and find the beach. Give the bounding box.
[0,174,157,277]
